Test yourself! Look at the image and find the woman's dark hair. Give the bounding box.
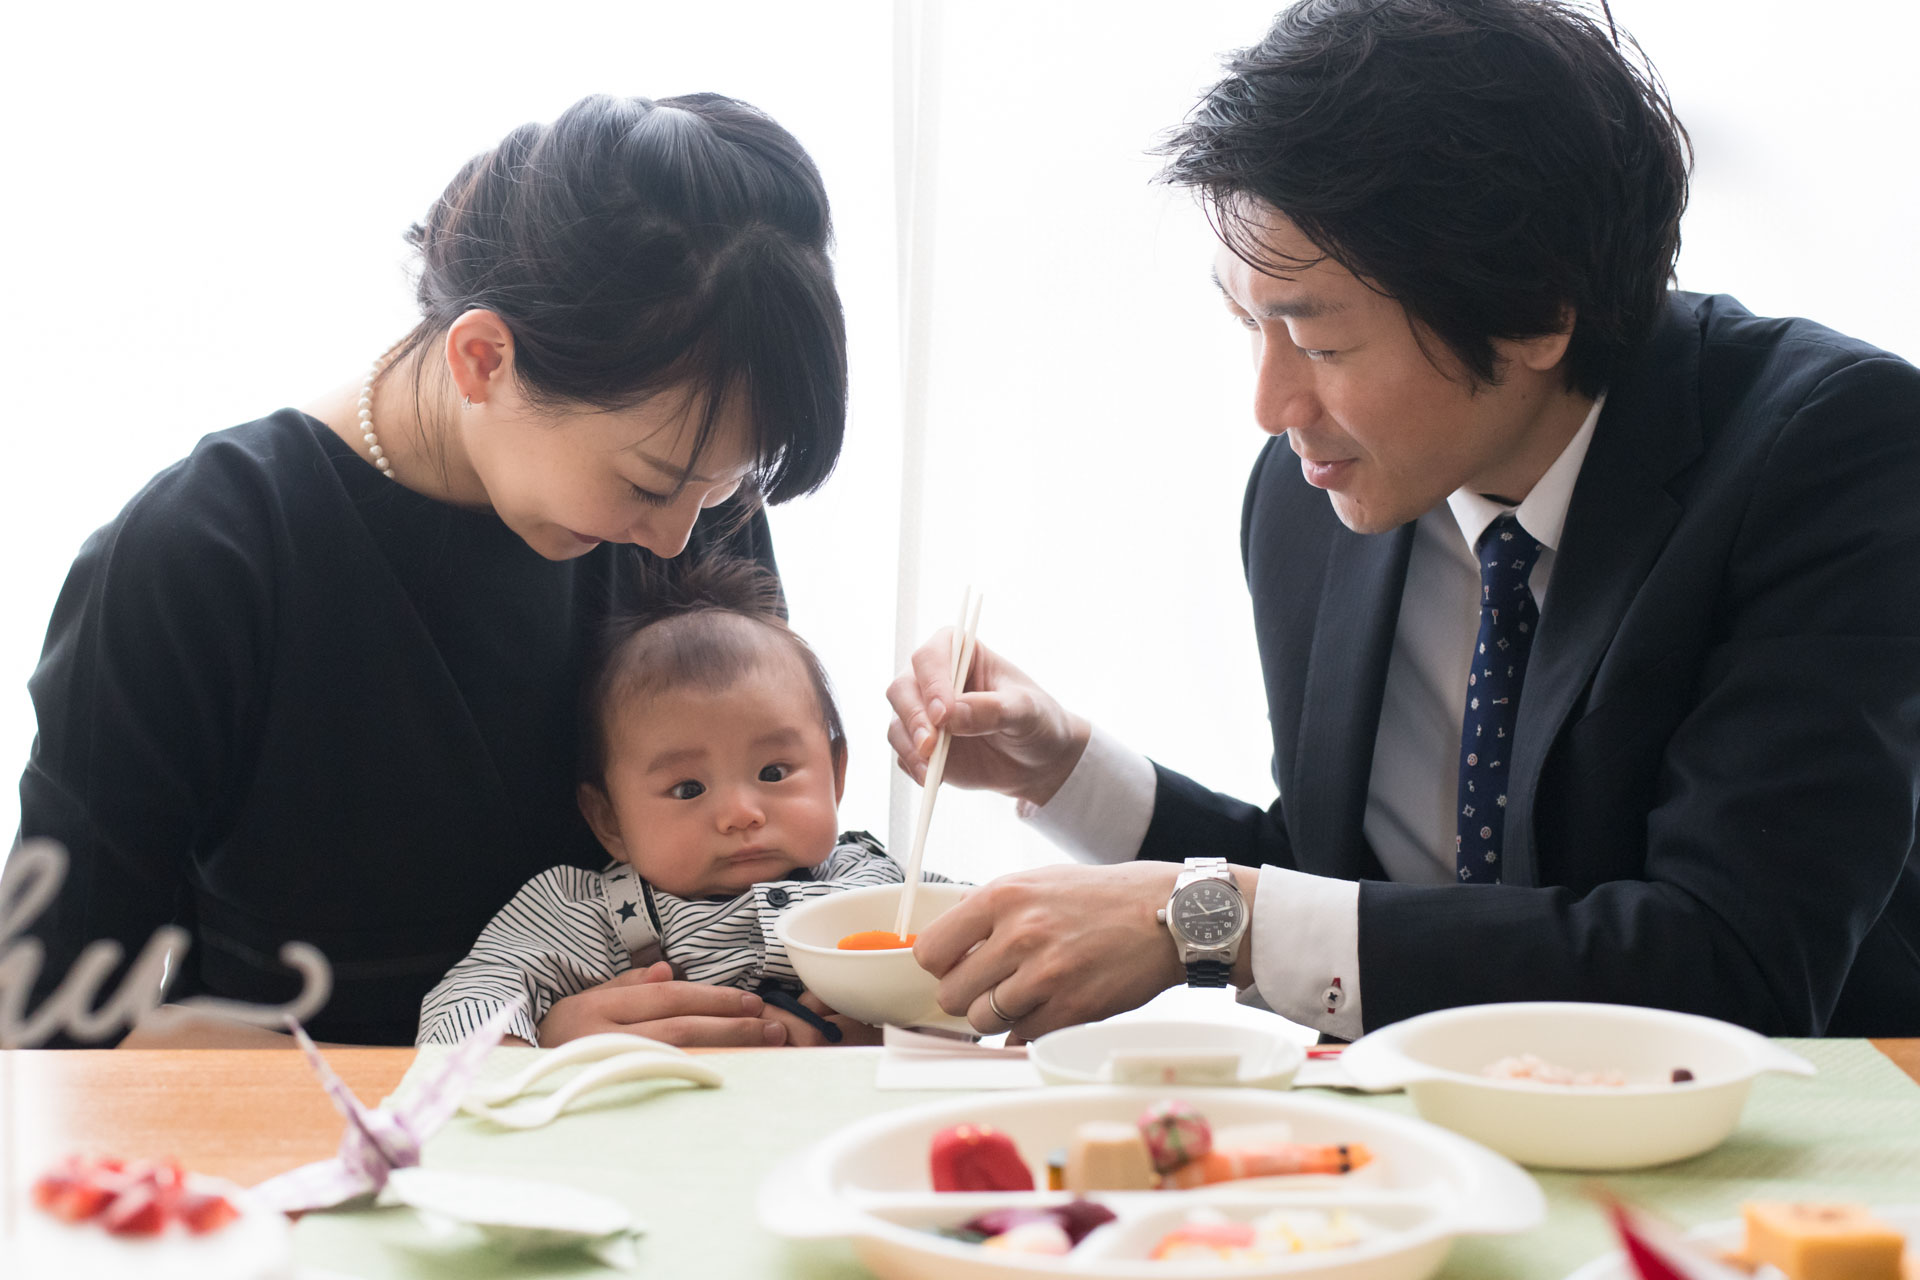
[389,92,846,503]
[1158,0,1690,398]
[579,558,846,789]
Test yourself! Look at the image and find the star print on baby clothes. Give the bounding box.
[1455,514,1544,884]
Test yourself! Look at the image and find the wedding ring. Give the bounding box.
[986,982,1014,1024]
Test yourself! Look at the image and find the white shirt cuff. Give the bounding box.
[1243,864,1364,1040]
[1015,724,1156,865]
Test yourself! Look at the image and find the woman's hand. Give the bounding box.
[913,862,1252,1038]
[537,962,787,1048]
[885,631,1091,806]
[762,989,885,1047]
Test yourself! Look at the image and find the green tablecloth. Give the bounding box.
[294,1039,1920,1279]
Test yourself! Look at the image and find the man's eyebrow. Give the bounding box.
[645,745,708,773]
[1209,267,1342,319]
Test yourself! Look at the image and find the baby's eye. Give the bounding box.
[669,780,706,800]
[758,763,790,783]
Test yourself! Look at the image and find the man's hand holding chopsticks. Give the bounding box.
[886,630,1092,807]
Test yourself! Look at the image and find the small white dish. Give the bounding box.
[1560,1204,1920,1280]
[1341,1002,1815,1170]
[778,881,972,1031]
[758,1084,1543,1280]
[1030,1018,1306,1089]
[383,1167,638,1251]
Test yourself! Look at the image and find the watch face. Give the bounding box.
[1170,879,1245,947]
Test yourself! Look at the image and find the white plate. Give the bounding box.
[1341,1003,1815,1170]
[758,1084,1543,1279]
[1030,1019,1306,1090]
[1561,1204,1920,1280]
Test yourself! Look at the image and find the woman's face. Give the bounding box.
[457,383,757,563]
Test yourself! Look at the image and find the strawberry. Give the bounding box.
[179,1191,240,1234]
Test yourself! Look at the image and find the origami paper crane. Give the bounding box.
[251,1003,519,1214]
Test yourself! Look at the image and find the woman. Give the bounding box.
[19,93,848,1048]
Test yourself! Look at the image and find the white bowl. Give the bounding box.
[777,881,973,1031]
[1030,1019,1306,1089]
[758,1084,1543,1280]
[1340,1002,1815,1171]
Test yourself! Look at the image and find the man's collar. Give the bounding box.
[1446,391,1607,553]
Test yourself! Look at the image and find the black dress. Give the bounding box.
[17,410,779,1044]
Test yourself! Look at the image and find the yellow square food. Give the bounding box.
[1739,1203,1905,1280]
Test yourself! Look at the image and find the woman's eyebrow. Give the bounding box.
[627,447,716,485]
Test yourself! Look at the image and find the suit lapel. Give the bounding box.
[1291,525,1413,881]
[1502,299,1704,884]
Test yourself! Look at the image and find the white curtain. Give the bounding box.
[4,0,1918,892]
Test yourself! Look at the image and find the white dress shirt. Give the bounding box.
[1023,395,1605,1037]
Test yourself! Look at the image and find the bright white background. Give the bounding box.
[4,1,1917,896]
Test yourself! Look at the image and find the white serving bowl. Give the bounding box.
[1030,1018,1306,1089]
[1340,1002,1815,1171]
[777,881,973,1031]
[758,1084,1543,1280]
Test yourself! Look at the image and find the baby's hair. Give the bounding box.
[580,559,846,788]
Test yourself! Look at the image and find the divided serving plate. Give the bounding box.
[758,1085,1543,1279]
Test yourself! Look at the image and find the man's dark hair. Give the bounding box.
[579,558,846,789]
[1159,0,1690,397]
[389,92,846,505]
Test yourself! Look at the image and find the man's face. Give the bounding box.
[1212,210,1574,533]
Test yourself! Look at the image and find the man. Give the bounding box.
[887,0,1920,1039]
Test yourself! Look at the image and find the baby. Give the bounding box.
[418,559,943,1048]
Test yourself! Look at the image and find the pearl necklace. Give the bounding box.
[357,354,395,479]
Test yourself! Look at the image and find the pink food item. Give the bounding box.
[1137,1099,1212,1174]
[1162,1142,1372,1189]
[1150,1220,1258,1261]
[930,1124,1035,1192]
[982,1220,1073,1255]
[1481,1053,1626,1086]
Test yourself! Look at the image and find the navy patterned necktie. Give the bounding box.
[1457,514,1545,884]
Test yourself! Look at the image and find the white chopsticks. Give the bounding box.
[893,586,983,938]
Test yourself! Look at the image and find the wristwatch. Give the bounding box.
[1156,857,1248,987]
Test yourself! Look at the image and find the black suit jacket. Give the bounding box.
[1141,293,1920,1037]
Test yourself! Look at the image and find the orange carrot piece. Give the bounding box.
[836,930,917,950]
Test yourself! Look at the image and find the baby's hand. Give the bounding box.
[537,962,786,1048]
[762,988,883,1047]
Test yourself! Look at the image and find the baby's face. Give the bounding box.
[586,656,844,897]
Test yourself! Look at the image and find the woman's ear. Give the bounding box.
[443,309,515,407]
[578,782,631,863]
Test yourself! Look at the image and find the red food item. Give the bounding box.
[930,1124,1035,1192]
[32,1168,114,1222]
[837,930,917,950]
[104,1184,168,1236]
[30,1154,236,1238]
[962,1201,1118,1247]
[180,1190,242,1234]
